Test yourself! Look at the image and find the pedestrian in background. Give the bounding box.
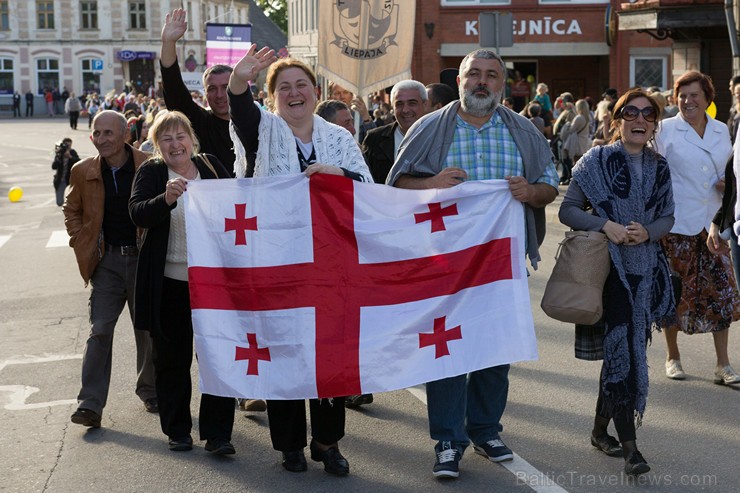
[52,138,80,206]
[653,71,740,386]
[12,91,21,117]
[25,90,34,117]
[63,110,157,430]
[65,92,82,129]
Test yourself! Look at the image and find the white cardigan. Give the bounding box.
[653,112,731,235]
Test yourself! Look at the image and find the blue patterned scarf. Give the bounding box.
[573,141,675,422]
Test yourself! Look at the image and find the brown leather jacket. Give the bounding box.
[63,145,149,284]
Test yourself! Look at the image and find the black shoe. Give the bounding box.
[282,450,308,472]
[310,440,349,476]
[168,435,193,452]
[345,393,373,408]
[143,398,159,413]
[70,408,102,428]
[205,439,236,455]
[624,450,650,476]
[591,433,622,457]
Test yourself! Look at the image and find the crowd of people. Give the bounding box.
[50,7,739,484]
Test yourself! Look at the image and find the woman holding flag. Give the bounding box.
[227,45,372,475]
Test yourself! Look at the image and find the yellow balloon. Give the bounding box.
[707,101,717,119]
[8,186,23,202]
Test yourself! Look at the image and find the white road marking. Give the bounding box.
[0,385,77,410]
[0,354,82,410]
[46,230,69,248]
[0,235,10,249]
[406,385,569,493]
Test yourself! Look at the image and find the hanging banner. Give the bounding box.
[317,0,415,98]
[206,23,252,68]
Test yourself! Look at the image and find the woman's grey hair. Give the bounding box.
[390,80,428,104]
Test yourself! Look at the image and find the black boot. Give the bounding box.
[622,440,650,476]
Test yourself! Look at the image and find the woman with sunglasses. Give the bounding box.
[559,88,676,476]
[653,71,740,386]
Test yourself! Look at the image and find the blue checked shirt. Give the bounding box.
[444,112,559,187]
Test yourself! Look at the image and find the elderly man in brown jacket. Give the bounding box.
[63,110,157,429]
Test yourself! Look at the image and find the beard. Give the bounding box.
[459,84,501,118]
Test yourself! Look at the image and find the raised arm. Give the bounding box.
[228,44,277,96]
[160,8,187,69]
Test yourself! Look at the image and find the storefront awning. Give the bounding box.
[618,6,725,31]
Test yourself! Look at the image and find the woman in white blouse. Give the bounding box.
[654,71,740,386]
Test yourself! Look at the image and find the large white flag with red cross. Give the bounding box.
[184,174,537,399]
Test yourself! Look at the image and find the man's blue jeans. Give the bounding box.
[426,364,510,454]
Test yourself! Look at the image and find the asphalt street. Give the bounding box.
[0,116,738,493]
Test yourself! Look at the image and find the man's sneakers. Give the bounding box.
[433,441,461,479]
[473,438,514,462]
[70,408,101,428]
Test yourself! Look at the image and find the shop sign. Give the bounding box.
[466,17,583,37]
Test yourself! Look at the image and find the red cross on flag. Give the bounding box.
[184,174,537,399]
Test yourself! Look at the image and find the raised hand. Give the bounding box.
[233,45,277,83]
[162,8,187,43]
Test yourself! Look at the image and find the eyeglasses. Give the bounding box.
[620,105,657,123]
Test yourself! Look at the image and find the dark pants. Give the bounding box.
[596,383,636,442]
[13,103,20,117]
[77,248,156,414]
[266,398,346,452]
[26,102,33,117]
[69,111,79,129]
[154,277,235,441]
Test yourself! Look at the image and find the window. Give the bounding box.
[36,58,59,94]
[81,1,98,29]
[37,1,55,29]
[129,2,146,29]
[81,59,101,94]
[0,58,13,95]
[1,1,9,31]
[630,56,667,90]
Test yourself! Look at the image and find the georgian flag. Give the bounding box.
[184,174,537,399]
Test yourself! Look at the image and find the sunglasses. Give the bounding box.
[620,105,658,123]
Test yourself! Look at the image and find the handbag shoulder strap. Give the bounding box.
[198,153,218,178]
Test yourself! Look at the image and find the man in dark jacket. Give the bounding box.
[63,110,157,429]
[160,8,239,176]
[361,80,429,184]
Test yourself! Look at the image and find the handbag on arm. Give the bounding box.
[541,230,611,325]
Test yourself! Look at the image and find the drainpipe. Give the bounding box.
[725,0,739,74]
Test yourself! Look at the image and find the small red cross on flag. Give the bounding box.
[235,333,271,375]
[225,203,258,245]
[419,316,462,359]
[415,202,459,233]
[185,175,538,400]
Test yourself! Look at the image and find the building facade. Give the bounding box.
[287,1,733,117]
[0,0,264,109]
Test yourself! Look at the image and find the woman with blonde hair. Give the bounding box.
[559,99,592,184]
[129,110,236,454]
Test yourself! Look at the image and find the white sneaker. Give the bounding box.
[665,359,686,380]
[714,365,740,385]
